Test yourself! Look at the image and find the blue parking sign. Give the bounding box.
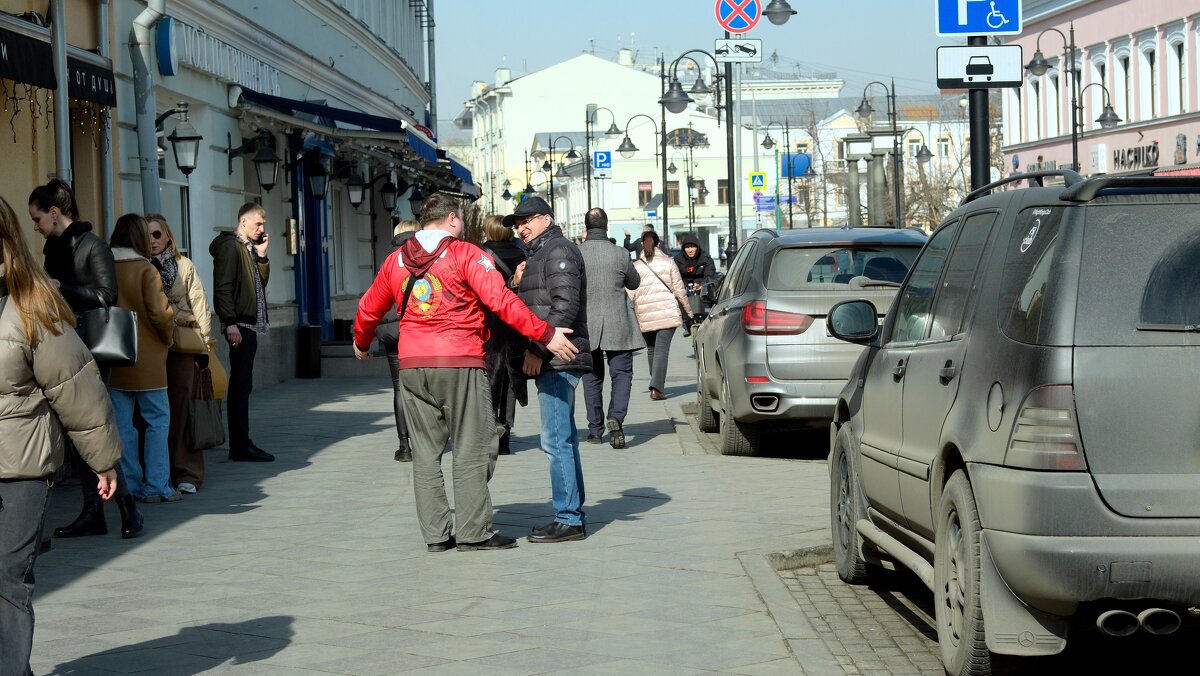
[935,0,1021,37]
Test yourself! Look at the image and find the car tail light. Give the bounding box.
[1005,385,1087,471]
[745,376,769,383]
[742,301,813,336]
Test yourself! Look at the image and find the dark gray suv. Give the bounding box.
[826,172,1200,673]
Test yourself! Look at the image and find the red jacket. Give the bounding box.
[354,232,554,369]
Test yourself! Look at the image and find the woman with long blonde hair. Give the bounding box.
[0,194,122,675]
[146,214,212,494]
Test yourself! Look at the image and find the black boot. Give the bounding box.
[53,502,107,538]
[115,494,144,539]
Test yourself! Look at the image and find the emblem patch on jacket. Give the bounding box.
[405,275,444,318]
[559,261,567,270]
[477,254,495,272]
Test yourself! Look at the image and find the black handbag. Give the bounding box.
[79,303,139,368]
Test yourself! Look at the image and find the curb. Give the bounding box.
[767,544,834,571]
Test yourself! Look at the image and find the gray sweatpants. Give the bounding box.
[399,368,500,545]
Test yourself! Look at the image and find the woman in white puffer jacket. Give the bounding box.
[628,230,693,400]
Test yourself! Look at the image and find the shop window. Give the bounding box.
[638,181,653,207]
[718,178,729,205]
[667,180,680,207]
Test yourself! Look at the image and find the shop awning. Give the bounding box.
[1154,164,1200,177]
[240,89,405,133]
[0,16,116,107]
[447,157,472,183]
[406,128,439,163]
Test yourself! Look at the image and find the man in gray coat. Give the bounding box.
[579,208,643,449]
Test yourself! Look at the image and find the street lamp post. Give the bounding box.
[545,134,581,217]
[1026,24,1079,171]
[660,50,734,263]
[584,106,620,210]
[1078,83,1123,132]
[856,80,903,228]
[761,120,797,228]
[613,113,662,229]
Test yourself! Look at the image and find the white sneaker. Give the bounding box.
[177,482,197,495]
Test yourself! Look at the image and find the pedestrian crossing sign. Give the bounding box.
[748,172,766,190]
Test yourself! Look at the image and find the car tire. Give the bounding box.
[831,425,875,584]
[697,365,719,433]
[719,377,759,456]
[935,470,993,675]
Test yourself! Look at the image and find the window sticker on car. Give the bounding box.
[1020,208,1053,253]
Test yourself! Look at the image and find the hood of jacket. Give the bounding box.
[679,233,703,256]
[209,230,240,257]
[391,231,416,250]
[399,231,455,278]
[112,247,146,262]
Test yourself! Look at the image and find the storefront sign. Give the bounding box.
[1112,141,1159,171]
[175,21,281,96]
[0,24,115,106]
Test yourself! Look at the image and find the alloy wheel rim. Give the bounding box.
[837,457,853,554]
[941,510,966,645]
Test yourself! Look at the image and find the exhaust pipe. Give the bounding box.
[1138,608,1182,636]
[1096,610,1139,637]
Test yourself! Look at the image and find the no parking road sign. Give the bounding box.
[715,0,761,35]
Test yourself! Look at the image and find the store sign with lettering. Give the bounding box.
[1112,142,1159,171]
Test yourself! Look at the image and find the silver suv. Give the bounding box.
[827,172,1200,673]
[694,227,926,455]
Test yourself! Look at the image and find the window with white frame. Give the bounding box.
[1116,53,1132,122]
[1029,79,1042,140]
[1048,72,1062,137]
[1089,56,1107,130]
[1140,45,1158,119]
[1168,38,1186,115]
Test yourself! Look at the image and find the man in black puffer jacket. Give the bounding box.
[506,197,591,544]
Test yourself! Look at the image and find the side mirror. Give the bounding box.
[703,273,725,303]
[828,299,879,344]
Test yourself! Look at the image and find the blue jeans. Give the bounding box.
[535,370,585,526]
[110,389,173,500]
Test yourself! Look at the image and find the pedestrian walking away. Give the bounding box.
[30,178,143,540]
[629,230,693,401]
[210,203,273,463]
[374,219,420,463]
[0,194,123,676]
[579,208,643,449]
[354,193,578,553]
[508,196,592,543]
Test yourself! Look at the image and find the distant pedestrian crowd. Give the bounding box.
[354,193,717,553]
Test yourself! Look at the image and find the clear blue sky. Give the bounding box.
[434,1,963,117]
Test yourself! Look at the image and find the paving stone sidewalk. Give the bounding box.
[32,334,836,675]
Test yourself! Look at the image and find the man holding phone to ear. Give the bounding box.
[210,202,273,462]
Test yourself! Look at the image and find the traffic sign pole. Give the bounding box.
[969,35,990,191]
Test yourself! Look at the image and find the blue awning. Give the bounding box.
[241,89,405,133]
[447,157,472,183]
[406,129,439,163]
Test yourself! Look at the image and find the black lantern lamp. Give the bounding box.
[763,0,797,25]
[667,161,678,174]
[554,163,569,179]
[761,133,776,150]
[227,131,282,192]
[346,172,368,208]
[408,186,426,216]
[306,156,328,200]
[916,144,934,164]
[659,78,692,114]
[617,136,639,159]
[501,186,513,201]
[379,179,399,211]
[167,118,202,176]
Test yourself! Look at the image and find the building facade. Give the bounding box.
[1001,0,1200,176]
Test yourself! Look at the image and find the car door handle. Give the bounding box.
[892,359,906,380]
[938,361,958,384]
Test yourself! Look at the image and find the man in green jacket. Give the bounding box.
[210,202,272,462]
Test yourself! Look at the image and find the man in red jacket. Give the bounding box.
[354,193,577,553]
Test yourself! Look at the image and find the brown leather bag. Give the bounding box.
[171,325,207,354]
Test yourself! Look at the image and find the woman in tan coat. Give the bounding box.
[147,214,212,494]
[108,214,176,502]
[628,230,694,400]
[0,194,122,675]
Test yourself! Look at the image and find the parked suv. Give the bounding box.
[694,227,926,455]
[826,172,1200,673]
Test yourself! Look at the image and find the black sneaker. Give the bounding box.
[395,446,413,462]
[606,418,625,449]
[427,537,455,553]
[586,434,603,444]
[456,533,518,551]
[527,522,586,544]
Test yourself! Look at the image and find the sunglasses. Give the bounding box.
[150,231,164,240]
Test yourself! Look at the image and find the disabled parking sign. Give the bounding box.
[935,0,1021,37]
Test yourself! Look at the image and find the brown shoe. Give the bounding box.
[650,388,667,401]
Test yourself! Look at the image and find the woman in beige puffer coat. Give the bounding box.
[628,230,694,400]
[0,195,122,676]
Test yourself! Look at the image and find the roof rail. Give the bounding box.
[960,169,1085,205]
[752,228,780,238]
[1059,175,1200,201]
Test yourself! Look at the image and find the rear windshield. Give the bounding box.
[1076,201,1200,345]
[766,245,920,291]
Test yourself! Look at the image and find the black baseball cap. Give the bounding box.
[503,196,554,228]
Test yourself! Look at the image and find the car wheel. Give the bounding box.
[935,470,993,675]
[831,425,875,584]
[719,377,759,456]
[697,365,719,433]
